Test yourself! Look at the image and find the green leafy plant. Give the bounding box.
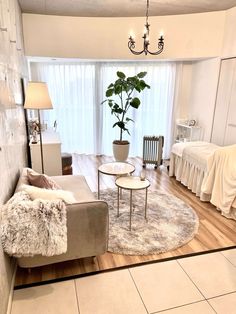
[102,71,150,142]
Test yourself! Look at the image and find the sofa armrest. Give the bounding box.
[65,200,109,258]
[17,200,109,268]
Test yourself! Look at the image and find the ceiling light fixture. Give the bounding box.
[128,0,164,56]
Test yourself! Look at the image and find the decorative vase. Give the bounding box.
[113,140,130,162]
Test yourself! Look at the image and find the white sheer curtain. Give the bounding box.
[30,61,176,158]
[99,62,176,157]
[31,62,97,154]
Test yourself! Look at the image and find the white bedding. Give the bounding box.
[169,142,236,220]
[201,144,236,217]
[171,141,215,158]
[169,142,218,196]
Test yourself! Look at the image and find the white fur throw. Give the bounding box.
[20,184,77,204]
[0,191,67,257]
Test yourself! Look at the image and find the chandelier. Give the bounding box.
[128,0,164,56]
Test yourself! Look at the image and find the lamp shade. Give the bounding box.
[24,82,53,109]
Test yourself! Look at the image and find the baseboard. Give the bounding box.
[7,261,17,314]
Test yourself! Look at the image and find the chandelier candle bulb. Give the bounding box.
[129,31,135,39]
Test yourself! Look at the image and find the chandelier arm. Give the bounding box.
[128,39,146,55]
[128,47,146,55]
[146,47,164,55]
[146,39,164,55]
[128,40,164,56]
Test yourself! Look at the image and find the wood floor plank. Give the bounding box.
[15,154,236,287]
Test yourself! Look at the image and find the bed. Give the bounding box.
[169,141,236,220]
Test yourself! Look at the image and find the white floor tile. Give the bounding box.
[11,280,79,314]
[178,252,236,299]
[208,292,236,314]
[129,260,204,313]
[156,301,215,314]
[75,269,147,314]
[221,249,236,267]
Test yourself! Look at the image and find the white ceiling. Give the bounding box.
[18,0,236,17]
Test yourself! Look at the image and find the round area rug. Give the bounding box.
[96,188,199,255]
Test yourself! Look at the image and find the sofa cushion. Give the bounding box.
[21,184,77,204]
[51,175,95,201]
[27,169,61,190]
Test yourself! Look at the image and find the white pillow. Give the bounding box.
[21,184,77,204]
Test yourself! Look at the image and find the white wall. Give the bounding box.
[173,62,193,120]
[175,6,236,142]
[22,11,225,60]
[222,6,236,57]
[22,7,236,146]
[185,58,221,141]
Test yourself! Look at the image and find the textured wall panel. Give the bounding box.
[0,0,27,313]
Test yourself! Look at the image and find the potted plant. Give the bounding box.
[102,71,150,161]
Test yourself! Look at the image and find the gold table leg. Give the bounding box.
[145,188,148,220]
[97,170,100,199]
[117,186,120,217]
[129,190,133,231]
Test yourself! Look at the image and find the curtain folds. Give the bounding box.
[30,61,177,158]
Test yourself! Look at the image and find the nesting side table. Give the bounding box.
[115,176,150,231]
[97,162,135,199]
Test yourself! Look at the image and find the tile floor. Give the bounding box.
[11,248,236,314]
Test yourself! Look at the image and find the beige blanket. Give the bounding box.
[201,145,236,214]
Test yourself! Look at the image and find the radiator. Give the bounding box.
[142,135,164,168]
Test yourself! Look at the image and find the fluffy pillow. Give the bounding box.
[27,169,61,190]
[5,191,31,205]
[21,184,77,204]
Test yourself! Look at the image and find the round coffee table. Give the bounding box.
[115,176,150,231]
[97,162,135,199]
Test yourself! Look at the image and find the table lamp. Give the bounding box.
[24,81,53,174]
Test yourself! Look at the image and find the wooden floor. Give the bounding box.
[15,154,236,287]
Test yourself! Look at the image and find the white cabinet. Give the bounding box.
[211,58,236,146]
[30,131,62,176]
[175,122,202,143]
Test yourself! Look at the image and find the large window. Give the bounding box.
[30,61,176,158]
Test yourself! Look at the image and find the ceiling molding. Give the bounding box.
[19,0,236,17]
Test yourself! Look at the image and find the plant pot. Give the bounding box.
[113,140,130,162]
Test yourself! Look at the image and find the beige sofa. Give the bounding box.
[14,169,109,268]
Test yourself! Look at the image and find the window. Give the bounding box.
[30,61,176,158]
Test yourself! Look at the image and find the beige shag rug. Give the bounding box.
[96,188,199,255]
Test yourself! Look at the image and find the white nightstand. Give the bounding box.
[29,131,62,176]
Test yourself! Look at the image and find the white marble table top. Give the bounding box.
[98,162,135,176]
[116,176,150,190]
